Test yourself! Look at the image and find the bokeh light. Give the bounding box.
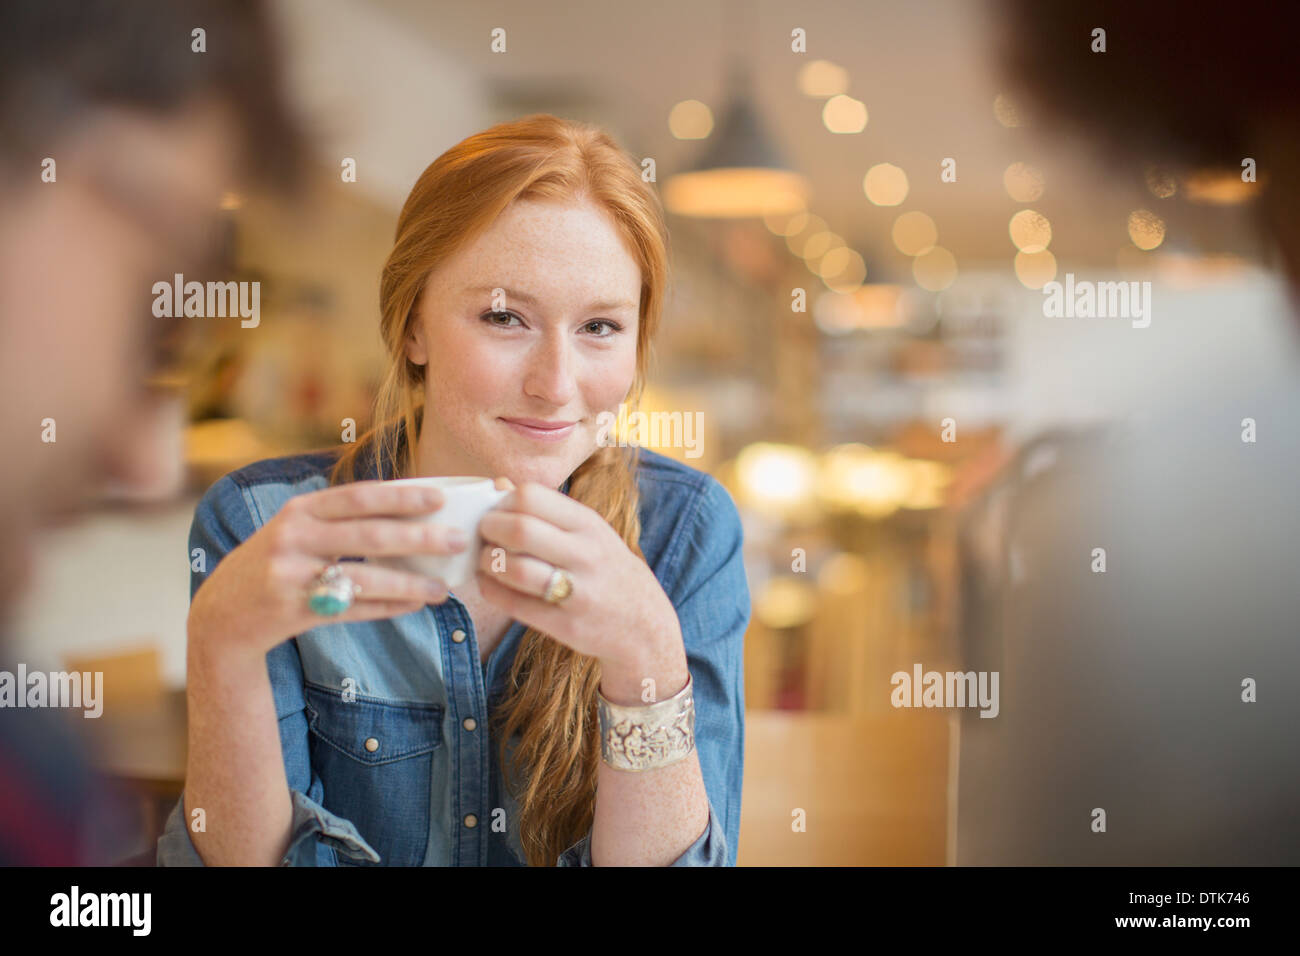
[819,247,867,292]
[1145,166,1177,199]
[817,444,909,518]
[1003,162,1045,202]
[892,211,938,256]
[864,163,909,206]
[913,246,957,291]
[754,577,817,629]
[1127,209,1167,250]
[784,213,828,256]
[1009,209,1051,252]
[735,443,820,519]
[1014,249,1057,289]
[764,209,807,236]
[668,99,713,139]
[797,59,849,97]
[1183,168,1260,204]
[823,94,868,133]
[993,93,1024,127]
[813,284,904,333]
[801,230,842,262]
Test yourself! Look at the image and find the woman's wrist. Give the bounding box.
[598,626,689,706]
[187,596,266,678]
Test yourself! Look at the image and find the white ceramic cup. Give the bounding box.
[373,476,510,588]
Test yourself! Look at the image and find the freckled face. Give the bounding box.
[405,198,642,488]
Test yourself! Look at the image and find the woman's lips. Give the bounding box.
[499,417,577,442]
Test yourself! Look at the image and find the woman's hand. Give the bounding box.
[189,480,466,663]
[473,480,684,679]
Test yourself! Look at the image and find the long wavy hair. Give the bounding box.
[327,114,670,865]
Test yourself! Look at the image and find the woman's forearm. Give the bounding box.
[591,635,711,865]
[183,618,295,866]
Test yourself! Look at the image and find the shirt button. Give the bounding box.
[462,717,477,731]
[463,814,478,828]
[451,629,467,643]
[364,737,379,753]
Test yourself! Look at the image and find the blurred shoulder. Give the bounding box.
[221,447,344,492]
[634,449,737,517]
[193,447,346,534]
[633,449,743,569]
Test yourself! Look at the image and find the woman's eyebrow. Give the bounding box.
[463,284,636,312]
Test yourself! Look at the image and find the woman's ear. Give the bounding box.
[405,318,428,366]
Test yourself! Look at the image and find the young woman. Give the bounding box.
[157,114,749,867]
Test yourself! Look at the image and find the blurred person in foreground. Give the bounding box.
[0,0,303,864]
[956,0,1300,863]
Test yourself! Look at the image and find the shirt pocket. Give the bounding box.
[303,682,443,867]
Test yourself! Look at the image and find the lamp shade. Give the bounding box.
[664,63,809,219]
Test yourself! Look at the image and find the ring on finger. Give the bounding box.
[307,562,362,616]
[542,566,574,606]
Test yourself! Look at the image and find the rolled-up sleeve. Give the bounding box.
[157,785,380,866]
[558,474,748,867]
[155,474,381,867]
[555,802,729,867]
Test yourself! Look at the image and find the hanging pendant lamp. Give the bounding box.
[664,61,810,219]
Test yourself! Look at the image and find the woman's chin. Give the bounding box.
[503,453,592,491]
[480,431,599,488]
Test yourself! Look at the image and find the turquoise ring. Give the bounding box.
[307,563,360,616]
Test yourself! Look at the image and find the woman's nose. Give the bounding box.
[522,333,578,406]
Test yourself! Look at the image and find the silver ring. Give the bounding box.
[307,563,360,616]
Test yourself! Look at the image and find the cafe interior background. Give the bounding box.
[11,0,1295,864]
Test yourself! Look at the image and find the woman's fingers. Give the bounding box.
[300,516,468,560]
[473,568,568,635]
[494,481,589,532]
[300,561,449,606]
[478,547,572,601]
[477,508,579,568]
[337,598,430,623]
[301,479,445,521]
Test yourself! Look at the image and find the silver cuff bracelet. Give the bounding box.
[597,673,696,772]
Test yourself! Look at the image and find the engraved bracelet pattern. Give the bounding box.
[597,674,695,771]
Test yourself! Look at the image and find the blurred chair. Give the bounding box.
[63,645,165,712]
[62,644,185,864]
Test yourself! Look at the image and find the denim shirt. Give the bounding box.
[156,435,748,866]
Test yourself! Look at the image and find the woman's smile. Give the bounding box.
[499,416,578,442]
